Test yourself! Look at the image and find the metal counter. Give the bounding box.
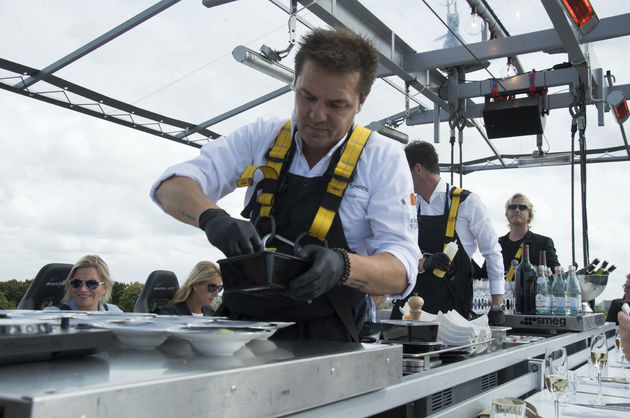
[293,322,615,417]
[0,319,615,418]
[0,337,401,418]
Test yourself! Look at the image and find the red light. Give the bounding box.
[614,99,629,124]
[561,0,597,30]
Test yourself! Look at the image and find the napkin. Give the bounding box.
[475,399,540,418]
[563,404,630,417]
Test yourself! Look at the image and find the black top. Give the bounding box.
[606,298,627,324]
[498,230,560,272]
[157,301,215,316]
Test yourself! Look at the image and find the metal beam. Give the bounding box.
[14,0,181,90]
[404,13,630,73]
[176,85,292,138]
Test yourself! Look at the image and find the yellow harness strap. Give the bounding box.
[309,125,372,241]
[505,243,523,281]
[237,121,292,217]
[443,188,462,250]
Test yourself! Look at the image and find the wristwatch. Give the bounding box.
[491,304,505,311]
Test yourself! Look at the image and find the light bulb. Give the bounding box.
[501,60,518,78]
[466,12,484,36]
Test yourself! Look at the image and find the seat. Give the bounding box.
[17,263,73,309]
[133,270,180,313]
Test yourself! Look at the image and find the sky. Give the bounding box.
[0,0,628,304]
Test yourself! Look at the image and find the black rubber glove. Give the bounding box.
[488,309,505,326]
[422,252,452,273]
[199,208,263,257]
[284,245,345,300]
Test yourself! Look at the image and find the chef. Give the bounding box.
[150,28,420,342]
[391,141,505,325]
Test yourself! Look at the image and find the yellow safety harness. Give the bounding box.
[237,120,371,242]
[444,187,463,250]
[505,242,523,281]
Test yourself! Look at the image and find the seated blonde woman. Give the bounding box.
[158,261,222,316]
[44,254,122,312]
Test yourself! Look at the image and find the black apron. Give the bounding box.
[392,184,473,319]
[223,138,367,342]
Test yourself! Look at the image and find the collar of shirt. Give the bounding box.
[419,177,449,215]
[291,121,354,177]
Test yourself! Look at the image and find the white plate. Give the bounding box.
[93,320,170,350]
[171,328,266,356]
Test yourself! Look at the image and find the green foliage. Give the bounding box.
[111,282,127,307]
[0,279,32,309]
[113,282,143,312]
[0,291,10,310]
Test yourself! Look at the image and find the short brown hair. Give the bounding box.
[294,28,379,102]
[405,141,440,174]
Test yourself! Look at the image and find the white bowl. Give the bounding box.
[112,328,169,350]
[93,319,170,350]
[172,328,265,356]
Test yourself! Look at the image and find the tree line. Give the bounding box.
[0,280,144,312]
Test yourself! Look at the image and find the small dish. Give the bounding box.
[171,328,265,356]
[92,320,170,350]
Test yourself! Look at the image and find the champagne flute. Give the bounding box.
[544,347,568,418]
[590,332,608,405]
[615,326,625,367]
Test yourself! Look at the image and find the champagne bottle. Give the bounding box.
[604,265,617,275]
[578,258,600,275]
[551,266,567,316]
[565,265,582,316]
[594,260,609,275]
[535,265,551,315]
[514,244,537,314]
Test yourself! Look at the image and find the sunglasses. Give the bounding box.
[508,204,529,211]
[69,278,104,290]
[207,284,224,293]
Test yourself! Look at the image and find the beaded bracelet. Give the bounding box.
[334,248,351,285]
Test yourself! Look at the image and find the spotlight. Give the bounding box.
[232,45,294,84]
[202,0,238,7]
[607,91,629,124]
[560,0,598,34]
[366,122,409,144]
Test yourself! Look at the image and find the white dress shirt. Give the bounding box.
[150,116,421,298]
[418,178,504,295]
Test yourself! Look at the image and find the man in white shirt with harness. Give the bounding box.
[392,141,505,325]
[150,28,420,342]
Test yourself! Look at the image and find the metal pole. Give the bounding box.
[14,0,181,89]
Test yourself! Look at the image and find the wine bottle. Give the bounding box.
[579,258,600,275]
[565,265,582,316]
[514,244,537,314]
[551,266,567,316]
[535,265,551,315]
[594,260,609,275]
[604,265,617,275]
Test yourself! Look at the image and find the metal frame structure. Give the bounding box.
[1,0,630,264]
[1,0,629,162]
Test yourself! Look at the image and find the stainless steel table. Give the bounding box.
[0,337,401,418]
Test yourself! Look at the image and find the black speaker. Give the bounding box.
[482,96,545,139]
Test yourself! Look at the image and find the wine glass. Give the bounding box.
[615,326,626,367]
[590,332,608,405]
[544,347,568,418]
